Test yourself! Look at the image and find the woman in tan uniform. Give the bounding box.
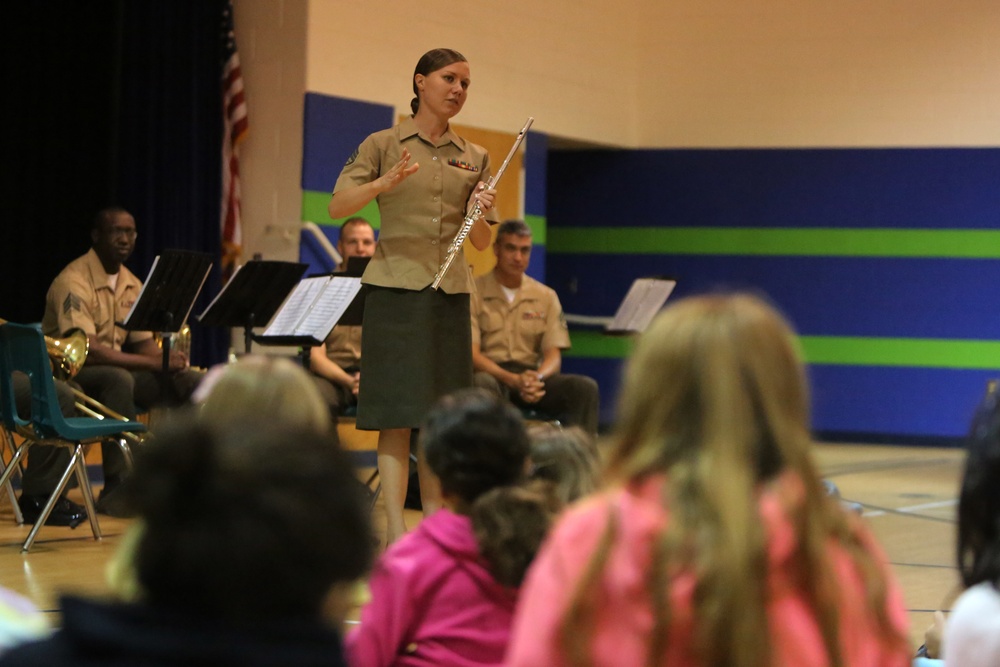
[328,48,497,544]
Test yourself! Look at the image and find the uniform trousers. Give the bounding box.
[474,362,600,434]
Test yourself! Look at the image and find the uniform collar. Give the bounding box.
[480,269,537,302]
[397,116,465,150]
[84,248,117,291]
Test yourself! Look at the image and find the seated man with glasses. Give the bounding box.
[39,207,202,517]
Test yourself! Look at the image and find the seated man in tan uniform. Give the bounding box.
[41,207,202,516]
[471,220,600,434]
[309,217,376,417]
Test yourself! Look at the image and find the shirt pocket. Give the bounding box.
[480,311,506,335]
[520,312,548,336]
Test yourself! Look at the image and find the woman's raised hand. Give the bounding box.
[378,148,420,193]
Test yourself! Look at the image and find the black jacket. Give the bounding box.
[0,596,349,667]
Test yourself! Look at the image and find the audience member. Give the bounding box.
[471,220,599,434]
[41,207,203,516]
[930,385,1000,666]
[505,292,911,667]
[195,355,332,434]
[0,417,373,666]
[347,389,551,667]
[0,587,47,657]
[527,423,600,506]
[309,217,376,419]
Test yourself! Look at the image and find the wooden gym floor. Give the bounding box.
[0,438,964,655]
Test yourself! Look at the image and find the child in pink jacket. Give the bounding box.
[347,389,553,667]
[505,293,911,667]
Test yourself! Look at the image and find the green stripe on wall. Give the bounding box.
[524,214,546,245]
[301,190,382,229]
[566,330,1000,370]
[549,227,1000,258]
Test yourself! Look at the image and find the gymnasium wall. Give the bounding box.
[547,147,1000,441]
[229,0,1000,440]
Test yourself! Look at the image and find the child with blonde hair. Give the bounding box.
[506,293,911,667]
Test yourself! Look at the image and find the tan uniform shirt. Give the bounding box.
[334,116,497,294]
[42,248,153,349]
[471,271,570,368]
[323,324,362,369]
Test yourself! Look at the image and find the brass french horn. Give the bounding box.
[0,318,88,380]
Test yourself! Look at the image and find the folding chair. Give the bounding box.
[0,322,147,552]
[0,425,24,524]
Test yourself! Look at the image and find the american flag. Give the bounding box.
[221,0,248,279]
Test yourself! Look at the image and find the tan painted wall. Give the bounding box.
[300,0,1000,148]
[303,0,643,147]
[233,0,1000,262]
[635,0,1000,147]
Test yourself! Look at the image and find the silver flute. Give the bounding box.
[431,116,534,290]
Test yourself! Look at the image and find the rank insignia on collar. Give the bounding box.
[447,158,479,172]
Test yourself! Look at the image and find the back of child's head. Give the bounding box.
[421,389,553,587]
[421,388,530,507]
[527,424,600,506]
[472,484,554,588]
[120,416,373,623]
[959,384,1000,588]
[195,355,332,434]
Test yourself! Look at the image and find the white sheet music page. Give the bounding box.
[294,277,362,339]
[609,278,676,333]
[262,277,329,336]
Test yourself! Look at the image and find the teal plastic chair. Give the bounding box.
[0,322,147,552]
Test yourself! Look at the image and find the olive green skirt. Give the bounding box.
[356,286,472,430]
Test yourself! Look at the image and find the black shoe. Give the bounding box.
[96,485,137,518]
[18,494,87,528]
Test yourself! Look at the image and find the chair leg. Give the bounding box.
[0,429,23,524]
[0,445,29,527]
[21,445,100,553]
[115,437,134,470]
[75,448,101,541]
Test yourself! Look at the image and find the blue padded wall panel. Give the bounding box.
[549,148,1000,229]
[547,253,1000,340]
[302,93,394,192]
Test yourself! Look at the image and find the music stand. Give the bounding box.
[605,277,677,335]
[122,249,213,395]
[337,256,369,326]
[197,260,308,354]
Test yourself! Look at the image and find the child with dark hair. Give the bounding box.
[932,386,1000,665]
[526,424,600,506]
[0,418,374,667]
[347,388,552,667]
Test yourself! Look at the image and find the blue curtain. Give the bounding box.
[1,0,229,367]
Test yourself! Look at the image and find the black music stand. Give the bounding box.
[197,260,308,354]
[335,256,369,326]
[122,250,213,395]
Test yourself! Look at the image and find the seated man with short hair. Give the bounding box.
[471,220,599,434]
[309,217,376,418]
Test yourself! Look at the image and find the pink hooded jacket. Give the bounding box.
[505,474,911,667]
[347,508,518,667]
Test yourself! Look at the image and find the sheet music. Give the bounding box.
[261,276,363,341]
[608,278,676,333]
[263,277,329,336]
[293,277,362,338]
